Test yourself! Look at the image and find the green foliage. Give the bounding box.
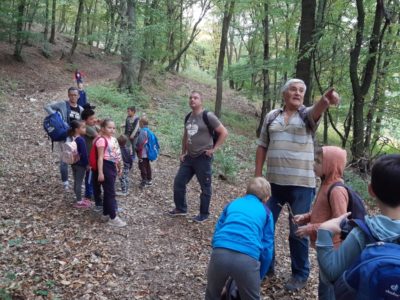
[0,289,12,300]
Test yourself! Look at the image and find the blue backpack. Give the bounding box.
[43,112,69,143]
[334,219,400,300]
[143,128,160,161]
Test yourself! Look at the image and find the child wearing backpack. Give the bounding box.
[205,177,274,300]
[116,134,133,196]
[316,154,400,300]
[66,120,90,208]
[135,115,158,188]
[293,146,349,299]
[91,119,127,227]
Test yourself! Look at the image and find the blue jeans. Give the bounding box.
[84,170,93,198]
[267,183,314,281]
[173,153,213,216]
[319,272,335,300]
[60,161,68,182]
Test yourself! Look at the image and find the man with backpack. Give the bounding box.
[316,154,400,300]
[44,87,84,190]
[254,79,341,291]
[168,91,228,223]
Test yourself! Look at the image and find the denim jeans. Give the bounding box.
[71,164,86,202]
[84,169,93,198]
[267,183,315,281]
[319,272,335,300]
[173,153,213,216]
[59,142,68,182]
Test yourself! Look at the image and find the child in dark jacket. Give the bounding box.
[67,120,90,208]
[117,134,133,196]
[135,115,152,188]
[205,177,274,300]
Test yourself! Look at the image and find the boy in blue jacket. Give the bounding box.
[205,177,274,300]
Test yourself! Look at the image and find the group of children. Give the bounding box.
[206,147,400,300]
[62,79,155,227]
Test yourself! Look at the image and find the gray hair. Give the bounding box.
[281,79,307,94]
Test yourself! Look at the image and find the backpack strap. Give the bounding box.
[65,101,71,124]
[202,110,214,137]
[265,109,282,147]
[184,112,191,125]
[351,219,378,244]
[327,181,349,208]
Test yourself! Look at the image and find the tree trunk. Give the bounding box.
[44,0,49,40]
[118,0,136,92]
[295,0,316,106]
[165,0,211,72]
[227,25,235,89]
[257,1,271,138]
[215,0,235,118]
[69,0,84,58]
[14,0,26,61]
[350,0,384,162]
[57,4,66,32]
[175,0,184,72]
[49,0,56,43]
[137,0,152,85]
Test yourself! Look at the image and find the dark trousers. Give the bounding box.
[71,164,86,202]
[205,248,261,300]
[138,158,152,181]
[173,153,212,216]
[267,183,314,281]
[93,160,117,219]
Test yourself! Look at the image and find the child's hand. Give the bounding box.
[295,225,310,238]
[293,214,308,225]
[98,173,105,182]
[319,212,351,234]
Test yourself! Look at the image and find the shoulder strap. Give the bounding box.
[65,101,71,124]
[351,219,377,243]
[327,182,347,203]
[202,110,214,137]
[184,112,192,125]
[265,109,281,146]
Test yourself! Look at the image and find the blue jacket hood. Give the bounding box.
[365,215,400,242]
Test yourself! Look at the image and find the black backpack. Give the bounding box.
[328,182,367,239]
[184,110,219,145]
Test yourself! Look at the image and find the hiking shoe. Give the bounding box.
[193,214,209,223]
[168,208,187,217]
[284,277,307,291]
[108,216,127,227]
[146,180,153,186]
[139,181,147,189]
[116,191,128,196]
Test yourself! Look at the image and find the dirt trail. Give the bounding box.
[0,45,318,299]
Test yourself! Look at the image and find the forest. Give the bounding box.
[0,0,400,298]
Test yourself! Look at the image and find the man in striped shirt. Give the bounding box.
[255,79,340,291]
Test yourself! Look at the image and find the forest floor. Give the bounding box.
[0,40,319,299]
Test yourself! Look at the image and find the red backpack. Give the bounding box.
[89,136,108,171]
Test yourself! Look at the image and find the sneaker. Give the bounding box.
[93,205,103,213]
[193,214,209,223]
[82,198,93,207]
[139,181,146,189]
[108,216,127,227]
[167,208,187,217]
[63,181,70,191]
[74,200,89,208]
[146,180,153,186]
[116,191,128,196]
[284,277,307,291]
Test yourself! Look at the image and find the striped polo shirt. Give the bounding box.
[257,107,318,188]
